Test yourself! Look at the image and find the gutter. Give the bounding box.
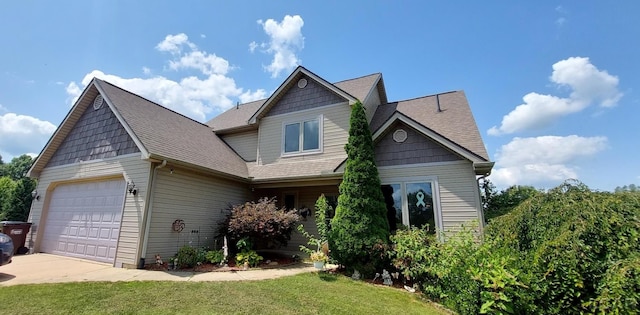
[138,160,167,268]
[476,172,491,235]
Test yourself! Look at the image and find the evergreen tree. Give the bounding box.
[329,101,389,275]
[3,178,36,221]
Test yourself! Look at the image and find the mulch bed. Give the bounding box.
[144,252,299,272]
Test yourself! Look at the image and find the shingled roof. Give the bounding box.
[95,79,249,178]
[370,90,490,161]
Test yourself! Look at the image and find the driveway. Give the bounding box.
[0,253,316,286]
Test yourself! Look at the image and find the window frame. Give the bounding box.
[281,115,323,156]
[381,176,443,237]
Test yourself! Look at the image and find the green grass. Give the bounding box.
[0,272,447,314]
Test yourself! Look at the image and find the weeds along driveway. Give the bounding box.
[0,253,317,286]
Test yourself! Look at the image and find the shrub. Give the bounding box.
[234,238,263,267]
[205,250,225,264]
[224,197,300,249]
[329,101,389,276]
[176,245,198,268]
[298,194,332,256]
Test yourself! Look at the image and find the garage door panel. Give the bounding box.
[42,179,125,264]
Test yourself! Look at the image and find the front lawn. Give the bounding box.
[0,273,447,314]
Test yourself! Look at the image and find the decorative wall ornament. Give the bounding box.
[172,219,185,232]
[393,129,408,143]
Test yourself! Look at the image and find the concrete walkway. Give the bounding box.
[0,253,318,286]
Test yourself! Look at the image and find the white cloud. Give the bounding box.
[66,33,267,122]
[253,15,305,78]
[248,41,258,53]
[0,113,56,160]
[142,67,151,75]
[200,34,206,39]
[155,33,195,54]
[489,57,622,135]
[490,135,607,188]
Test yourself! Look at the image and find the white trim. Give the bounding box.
[94,81,150,159]
[281,114,324,157]
[381,175,443,239]
[373,113,484,163]
[377,160,468,170]
[38,153,142,172]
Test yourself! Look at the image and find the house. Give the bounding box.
[26,66,493,268]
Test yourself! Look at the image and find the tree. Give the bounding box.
[2,178,36,221]
[329,101,389,275]
[0,177,17,218]
[3,154,34,181]
[482,181,540,222]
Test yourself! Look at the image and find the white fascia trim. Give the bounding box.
[373,113,483,163]
[38,153,143,172]
[94,81,151,160]
[377,160,469,170]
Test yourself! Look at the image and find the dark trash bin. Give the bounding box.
[0,221,32,255]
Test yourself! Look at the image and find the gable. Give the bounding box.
[375,121,462,167]
[45,95,140,167]
[265,75,346,117]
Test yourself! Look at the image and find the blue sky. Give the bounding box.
[1,1,638,191]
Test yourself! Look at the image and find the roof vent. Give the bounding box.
[297,78,308,89]
[93,94,104,110]
[393,129,408,143]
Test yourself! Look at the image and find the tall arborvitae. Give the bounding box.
[329,101,389,275]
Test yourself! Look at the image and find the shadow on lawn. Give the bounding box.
[317,272,338,282]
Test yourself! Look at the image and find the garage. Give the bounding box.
[40,179,125,264]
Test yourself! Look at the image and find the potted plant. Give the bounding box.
[310,251,327,269]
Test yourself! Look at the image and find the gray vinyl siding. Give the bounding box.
[378,161,481,234]
[363,87,381,122]
[27,154,152,267]
[221,131,258,162]
[258,102,350,165]
[265,76,345,117]
[145,167,249,259]
[46,98,140,167]
[375,122,462,166]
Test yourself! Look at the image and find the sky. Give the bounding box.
[0,1,638,191]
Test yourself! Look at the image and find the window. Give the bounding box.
[381,179,441,234]
[283,116,322,155]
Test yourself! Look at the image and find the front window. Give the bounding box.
[381,180,440,234]
[283,116,322,155]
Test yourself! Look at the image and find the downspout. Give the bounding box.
[138,160,167,268]
[476,172,490,234]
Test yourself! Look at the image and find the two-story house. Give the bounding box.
[27,66,493,268]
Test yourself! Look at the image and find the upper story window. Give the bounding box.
[282,115,322,156]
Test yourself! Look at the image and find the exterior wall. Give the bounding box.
[254,185,339,253]
[375,122,462,167]
[378,161,481,233]
[363,87,381,122]
[28,154,151,267]
[46,100,139,167]
[258,102,351,165]
[145,167,250,260]
[265,76,345,117]
[221,131,258,162]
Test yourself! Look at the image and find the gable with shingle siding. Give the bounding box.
[46,97,140,167]
[375,121,462,167]
[264,75,346,117]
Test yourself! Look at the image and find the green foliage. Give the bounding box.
[0,177,17,218]
[235,250,263,267]
[176,245,198,268]
[2,177,36,221]
[1,154,34,181]
[329,101,389,276]
[205,250,225,264]
[481,179,540,222]
[224,197,300,248]
[298,194,332,256]
[485,180,640,314]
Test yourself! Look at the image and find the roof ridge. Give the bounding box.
[391,90,461,104]
[332,72,381,84]
[95,78,211,128]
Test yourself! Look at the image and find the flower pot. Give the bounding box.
[313,261,324,270]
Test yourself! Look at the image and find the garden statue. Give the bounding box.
[351,269,361,280]
[382,269,393,286]
[155,254,163,266]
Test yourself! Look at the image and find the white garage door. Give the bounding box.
[41,179,125,263]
